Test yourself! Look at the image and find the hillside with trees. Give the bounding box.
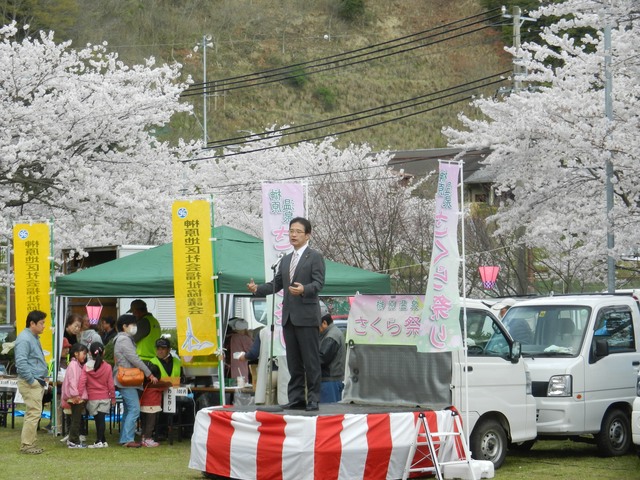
[2,0,513,150]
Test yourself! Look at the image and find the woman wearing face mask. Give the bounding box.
[113,314,158,447]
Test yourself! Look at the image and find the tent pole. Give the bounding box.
[266,261,280,405]
[210,199,225,406]
[49,219,58,436]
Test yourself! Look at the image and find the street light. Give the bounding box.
[194,35,213,145]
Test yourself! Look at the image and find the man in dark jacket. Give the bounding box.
[319,313,345,403]
[247,217,325,411]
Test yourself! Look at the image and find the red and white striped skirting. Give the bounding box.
[189,406,465,480]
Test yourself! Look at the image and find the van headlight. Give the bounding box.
[547,375,572,397]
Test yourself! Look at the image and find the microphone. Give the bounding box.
[271,252,285,269]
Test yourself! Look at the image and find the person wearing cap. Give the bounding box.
[113,314,158,447]
[150,337,184,440]
[60,337,72,369]
[128,299,161,362]
[491,298,517,320]
[494,298,534,344]
[227,318,253,384]
[150,337,182,385]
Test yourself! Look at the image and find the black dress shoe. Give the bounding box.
[281,401,306,410]
[305,402,319,412]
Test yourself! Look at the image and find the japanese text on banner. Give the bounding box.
[14,223,53,362]
[261,183,305,356]
[172,200,217,356]
[417,162,462,352]
[346,295,425,345]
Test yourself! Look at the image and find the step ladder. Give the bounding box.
[402,409,477,480]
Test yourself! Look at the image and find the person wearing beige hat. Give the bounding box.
[228,318,253,384]
[494,298,534,344]
[491,298,517,320]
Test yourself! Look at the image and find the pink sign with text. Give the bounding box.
[261,183,305,354]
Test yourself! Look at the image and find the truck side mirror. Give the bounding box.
[594,338,609,359]
[510,341,521,363]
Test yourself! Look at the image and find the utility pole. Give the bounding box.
[202,35,210,146]
[505,5,534,93]
[512,6,523,92]
[604,4,615,292]
[503,6,535,294]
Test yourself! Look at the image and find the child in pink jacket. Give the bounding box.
[61,343,89,448]
[85,342,116,448]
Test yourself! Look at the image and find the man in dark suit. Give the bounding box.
[247,217,326,411]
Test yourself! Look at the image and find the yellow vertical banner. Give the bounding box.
[172,200,217,356]
[13,223,52,362]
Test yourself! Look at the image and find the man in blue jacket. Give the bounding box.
[14,310,49,454]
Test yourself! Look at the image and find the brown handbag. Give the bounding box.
[117,366,144,387]
[115,336,144,387]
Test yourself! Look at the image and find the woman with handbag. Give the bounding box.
[113,314,158,448]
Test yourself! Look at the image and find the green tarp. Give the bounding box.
[56,225,391,297]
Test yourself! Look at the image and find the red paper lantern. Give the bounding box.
[479,266,500,289]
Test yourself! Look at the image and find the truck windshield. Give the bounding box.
[488,305,591,357]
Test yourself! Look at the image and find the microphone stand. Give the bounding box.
[267,254,283,405]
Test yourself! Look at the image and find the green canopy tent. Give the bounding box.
[56,225,391,297]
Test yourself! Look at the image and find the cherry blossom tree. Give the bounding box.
[1,18,432,295]
[188,138,434,293]
[0,22,198,257]
[444,0,640,291]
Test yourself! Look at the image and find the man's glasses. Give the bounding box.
[289,229,306,234]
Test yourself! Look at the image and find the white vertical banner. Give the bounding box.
[261,183,305,355]
[417,161,462,353]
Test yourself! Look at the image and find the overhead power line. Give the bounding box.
[192,148,449,197]
[205,71,510,151]
[181,8,503,97]
[183,72,509,162]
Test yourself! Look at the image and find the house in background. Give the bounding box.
[387,147,503,205]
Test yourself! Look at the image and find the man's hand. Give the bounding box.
[288,282,304,296]
[247,278,257,294]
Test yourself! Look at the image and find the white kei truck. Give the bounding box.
[633,372,640,455]
[488,294,640,455]
[341,296,537,469]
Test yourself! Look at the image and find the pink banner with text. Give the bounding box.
[261,183,305,355]
[418,162,462,352]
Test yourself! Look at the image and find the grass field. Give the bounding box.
[1,414,638,479]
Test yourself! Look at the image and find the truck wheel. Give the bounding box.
[595,408,631,456]
[470,419,508,469]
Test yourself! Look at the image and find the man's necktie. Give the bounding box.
[289,252,299,280]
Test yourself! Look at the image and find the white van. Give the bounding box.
[342,296,537,468]
[488,294,640,455]
[632,373,640,455]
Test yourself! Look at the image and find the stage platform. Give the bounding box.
[189,403,466,480]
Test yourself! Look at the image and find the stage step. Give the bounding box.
[401,409,494,480]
